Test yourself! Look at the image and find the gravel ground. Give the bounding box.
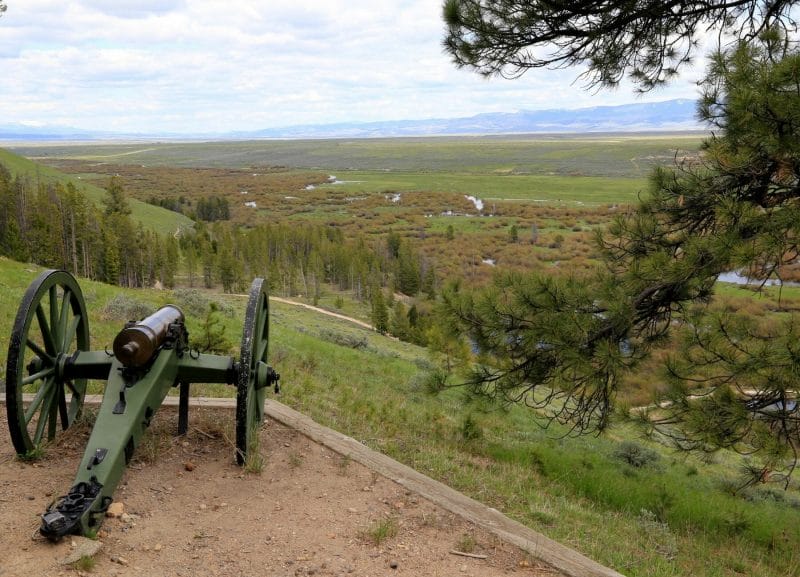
[0,406,561,577]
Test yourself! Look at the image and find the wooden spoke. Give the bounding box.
[5,270,90,455]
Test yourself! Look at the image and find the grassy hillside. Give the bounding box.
[0,148,194,233]
[1,257,799,577]
[7,134,702,177]
[5,137,687,287]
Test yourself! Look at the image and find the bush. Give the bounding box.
[461,413,483,441]
[612,441,661,468]
[100,294,152,321]
[172,288,234,318]
[318,329,369,350]
[192,303,233,354]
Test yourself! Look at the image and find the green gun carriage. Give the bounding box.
[4,269,279,540]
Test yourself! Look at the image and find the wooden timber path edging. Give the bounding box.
[57,394,624,577]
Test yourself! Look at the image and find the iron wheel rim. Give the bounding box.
[5,270,89,455]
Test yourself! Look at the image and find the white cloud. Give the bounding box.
[0,0,702,133]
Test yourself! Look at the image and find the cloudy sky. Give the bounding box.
[0,1,704,134]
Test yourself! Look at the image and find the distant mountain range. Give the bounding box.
[0,99,702,141]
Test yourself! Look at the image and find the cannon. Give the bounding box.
[4,269,279,540]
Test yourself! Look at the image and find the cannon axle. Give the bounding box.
[4,270,278,540]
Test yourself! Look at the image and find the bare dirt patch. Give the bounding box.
[0,407,560,577]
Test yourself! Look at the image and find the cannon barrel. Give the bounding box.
[112,305,185,367]
[5,271,275,540]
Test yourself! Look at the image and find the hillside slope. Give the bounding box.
[1,258,798,577]
[0,148,194,233]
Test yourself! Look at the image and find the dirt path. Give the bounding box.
[270,297,374,331]
[0,407,560,577]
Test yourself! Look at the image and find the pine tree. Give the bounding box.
[397,244,421,296]
[103,176,132,216]
[371,286,389,334]
[0,164,26,261]
[508,224,518,243]
[421,266,437,300]
[443,0,795,91]
[442,5,800,478]
[194,303,233,354]
[101,224,120,285]
[391,301,411,341]
[162,235,179,288]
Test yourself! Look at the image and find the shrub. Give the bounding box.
[100,294,152,321]
[193,303,233,354]
[318,329,368,350]
[461,413,483,441]
[172,288,234,318]
[613,441,661,468]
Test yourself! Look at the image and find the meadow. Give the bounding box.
[6,134,800,575]
[8,135,702,285]
[1,257,799,577]
[9,133,700,176]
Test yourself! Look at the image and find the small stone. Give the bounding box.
[106,502,125,518]
[111,556,129,566]
[154,543,163,552]
[389,560,399,569]
[26,495,35,501]
[347,508,358,514]
[60,537,103,565]
[199,503,207,510]
[184,461,195,472]
[460,564,468,572]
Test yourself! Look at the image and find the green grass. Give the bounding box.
[360,517,399,546]
[0,148,194,233]
[72,554,96,571]
[714,279,800,300]
[263,295,800,576]
[2,256,799,576]
[317,170,647,206]
[7,136,684,209]
[7,134,702,177]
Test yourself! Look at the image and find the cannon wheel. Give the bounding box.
[236,277,269,465]
[5,270,89,455]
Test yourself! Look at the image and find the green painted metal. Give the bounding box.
[175,353,234,384]
[236,277,270,465]
[5,270,89,454]
[64,351,183,534]
[4,270,277,540]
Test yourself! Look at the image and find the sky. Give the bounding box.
[0,1,704,135]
